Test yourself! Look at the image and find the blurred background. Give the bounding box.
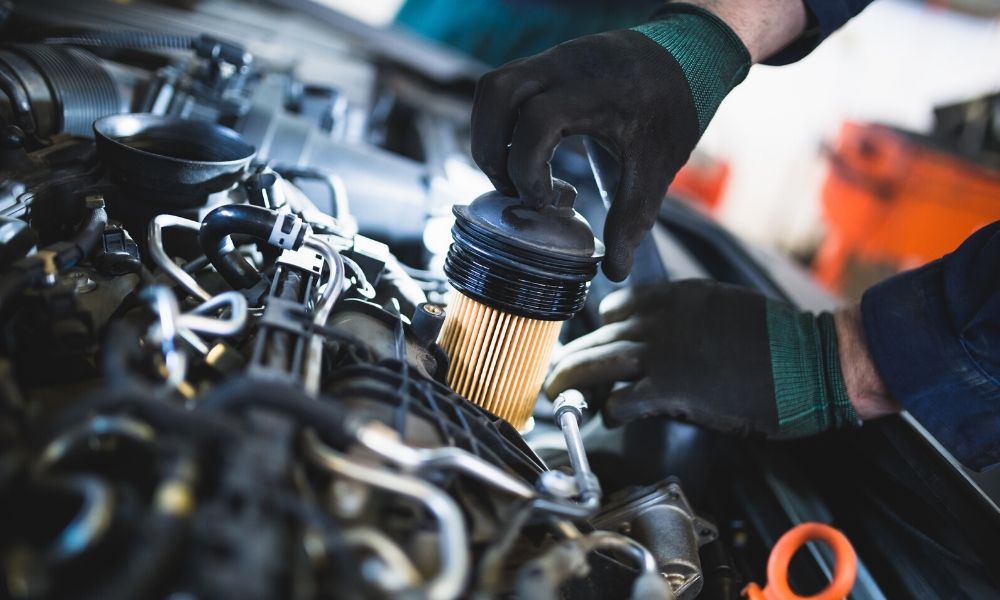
[321,0,1000,300]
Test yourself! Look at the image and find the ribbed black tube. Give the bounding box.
[44,30,195,51]
[445,209,600,321]
[0,63,36,134]
[6,45,121,137]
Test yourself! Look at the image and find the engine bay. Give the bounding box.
[1,1,998,599]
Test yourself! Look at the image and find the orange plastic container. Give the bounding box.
[814,121,1000,293]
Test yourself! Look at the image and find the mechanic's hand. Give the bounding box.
[471,5,751,281]
[544,280,863,438]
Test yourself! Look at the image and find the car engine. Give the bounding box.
[5,2,999,600]
[0,3,733,599]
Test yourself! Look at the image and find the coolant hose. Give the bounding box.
[198,204,307,290]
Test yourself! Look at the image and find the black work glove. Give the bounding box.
[471,4,750,281]
[544,280,859,438]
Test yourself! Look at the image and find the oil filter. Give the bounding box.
[438,180,603,429]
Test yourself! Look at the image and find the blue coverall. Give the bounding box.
[780,0,1000,472]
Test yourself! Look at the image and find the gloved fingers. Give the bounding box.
[506,94,578,206]
[549,318,643,365]
[603,379,759,435]
[603,378,686,428]
[471,67,545,197]
[598,287,638,324]
[601,380,645,427]
[601,283,692,323]
[544,339,644,399]
[601,159,669,282]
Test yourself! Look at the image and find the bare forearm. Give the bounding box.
[835,304,901,420]
[677,0,808,62]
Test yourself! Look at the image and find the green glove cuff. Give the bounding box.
[766,300,859,438]
[631,3,751,133]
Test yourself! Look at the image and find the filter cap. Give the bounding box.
[455,179,604,262]
[445,180,604,321]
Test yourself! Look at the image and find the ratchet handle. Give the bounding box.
[743,522,857,600]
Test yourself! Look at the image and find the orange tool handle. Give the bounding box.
[743,522,857,600]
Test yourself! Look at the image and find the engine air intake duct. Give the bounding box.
[0,44,122,140]
[438,180,603,429]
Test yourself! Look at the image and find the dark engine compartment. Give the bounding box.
[0,1,997,599]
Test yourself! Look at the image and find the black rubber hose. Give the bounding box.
[0,63,36,134]
[0,206,105,316]
[49,319,238,439]
[197,204,281,290]
[82,455,196,600]
[120,260,156,286]
[50,205,108,271]
[196,377,356,449]
[34,321,242,442]
[44,391,240,445]
[73,206,108,259]
[88,509,187,600]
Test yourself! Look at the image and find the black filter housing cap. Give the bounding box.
[445,180,604,321]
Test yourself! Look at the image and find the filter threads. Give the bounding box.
[438,181,603,429]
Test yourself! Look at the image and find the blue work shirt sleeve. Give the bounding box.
[861,222,1000,471]
[765,0,877,65]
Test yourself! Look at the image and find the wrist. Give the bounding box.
[834,304,901,420]
[631,4,751,133]
[765,300,857,438]
[667,0,809,63]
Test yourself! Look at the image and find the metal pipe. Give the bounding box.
[354,419,602,520]
[553,390,601,511]
[148,215,212,302]
[340,253,375,299]
[355,421,536,499]
[303,235,345,395]
[302,430,469,600]
[176,291,248,337]
[44,477,115,563]
[39,415,156,470]
[342,527,422,591]
[305,235,345,324]
[141,286,187,389]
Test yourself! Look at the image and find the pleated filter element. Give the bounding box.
[438,292,562,430]
[438,180,603,430]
